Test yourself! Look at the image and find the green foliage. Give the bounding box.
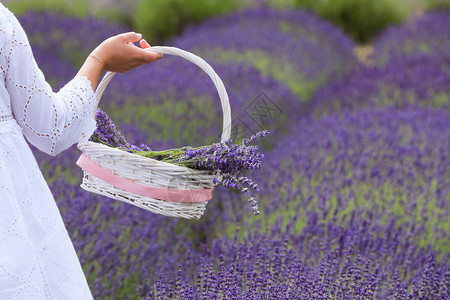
[424,0,450,11]
[266,0,297,9]
[133,0,246,44]
[270,0,408,43]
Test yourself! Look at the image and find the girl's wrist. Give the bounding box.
[89,53,104,70]
[76,53,105,92]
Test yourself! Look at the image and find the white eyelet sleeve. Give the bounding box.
[0,9,97,156]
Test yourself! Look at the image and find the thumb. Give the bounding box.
[120,32,142,43]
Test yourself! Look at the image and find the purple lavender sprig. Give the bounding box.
[137,131,270,215]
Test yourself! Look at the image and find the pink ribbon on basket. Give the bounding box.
[76,154,213,203]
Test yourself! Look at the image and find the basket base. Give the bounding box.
[81,174,208,220]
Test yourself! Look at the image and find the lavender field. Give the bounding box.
[20,7,449,300]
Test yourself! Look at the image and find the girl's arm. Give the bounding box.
[1,10,161,156]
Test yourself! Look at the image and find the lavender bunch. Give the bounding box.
[90,108,268,215]
[137,131,270,215]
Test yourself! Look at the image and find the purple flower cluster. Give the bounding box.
[309,55,450,116]
[144,230,448,299]
[256,107,449,217]
[19,11,128,67]
[171,131,270,215]
[46,105,448,299]
[174,8,357,100]
[307,11,450,118]
[371,11,450,65]
[140,106,449,299]
[170,132,269,173]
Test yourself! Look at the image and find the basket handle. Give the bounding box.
[93,46,232,143]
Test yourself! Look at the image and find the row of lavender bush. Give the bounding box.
[144,107,449,299]
[20,7,450,299]
[48,106,449,299]
[173,8,357,100]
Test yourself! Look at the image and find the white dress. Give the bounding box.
[0,4,96,299]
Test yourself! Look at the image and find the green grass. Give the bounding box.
[222,167,449,259]
[104,94,220,147]
[191,48,322,100]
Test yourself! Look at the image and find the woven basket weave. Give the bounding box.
[77,46,231,220]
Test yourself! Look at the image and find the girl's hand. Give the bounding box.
[92,32,163,73]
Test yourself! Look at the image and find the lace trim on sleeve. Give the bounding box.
[1,6,99,155]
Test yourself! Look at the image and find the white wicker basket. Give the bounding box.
[77,46,231,220]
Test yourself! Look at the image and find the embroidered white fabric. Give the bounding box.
[0,4,96,299]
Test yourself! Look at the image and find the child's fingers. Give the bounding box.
[139,39,151,49]
[140,49,163,62]
[138,39,163,61]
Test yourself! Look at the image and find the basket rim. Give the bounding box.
[91,46,232,143]
[77,140,220,176]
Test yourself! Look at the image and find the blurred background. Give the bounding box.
[5,0,449,72]
[4,0,449,299]
[5,0,449,44]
